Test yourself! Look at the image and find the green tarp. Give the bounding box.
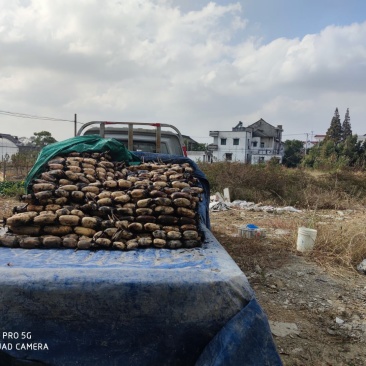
[25,135,141,191]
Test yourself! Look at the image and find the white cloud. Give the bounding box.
[0,0,365,142]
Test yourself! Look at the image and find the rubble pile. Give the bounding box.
[0,151,203,250]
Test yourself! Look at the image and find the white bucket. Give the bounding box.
[296,227,317,252]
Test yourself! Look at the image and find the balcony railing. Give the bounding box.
[209,131,219,137]
[207,144,218,151]
[251,149,275,155]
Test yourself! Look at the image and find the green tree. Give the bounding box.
[353,138,366,169]
[338,134,358,166]
[195,143,207,151]
[283,139,304,167]
[184,139,207,151]
[302,143,320,168]
[314,139,341,170]
[303,109,361,170]
[325,108,342,144]
[341,108,352,141]
[31,131,57,147]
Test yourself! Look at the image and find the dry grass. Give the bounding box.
[200,162,366,272]
[311,221,366,271]
[211,208,366,273]
[212,226,291,274]
[276,211,366,272]
[198,162,366,209]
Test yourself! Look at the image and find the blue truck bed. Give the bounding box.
[0,150,282,365]
[0,225,281,365]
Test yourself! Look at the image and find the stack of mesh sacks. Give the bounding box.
[1,151,203,250]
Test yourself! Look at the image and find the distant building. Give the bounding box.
[314,134,326,142]
[302,134,325,151]
[0,133,20,161]
[305,133,366,149]
[357,134,366,144]
[207,119,284,164]
[0,133,40,162]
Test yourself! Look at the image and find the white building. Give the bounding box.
[0,134,20,161]
[208,119,284,164]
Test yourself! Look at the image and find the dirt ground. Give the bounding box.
[1,197,365,365]
[210,207,366,366]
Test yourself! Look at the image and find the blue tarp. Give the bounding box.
[0,151,282,365]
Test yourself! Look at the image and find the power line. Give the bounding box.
[0,110,83,124]
[282,133,310,137]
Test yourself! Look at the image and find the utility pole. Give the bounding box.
[74,114,77,136]
[304,133,309,155]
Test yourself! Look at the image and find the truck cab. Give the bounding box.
[77,121,187,156]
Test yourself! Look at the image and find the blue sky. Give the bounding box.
[1,0,366,144]
[173,0,366,42]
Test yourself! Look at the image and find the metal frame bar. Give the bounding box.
[76,121,187,156]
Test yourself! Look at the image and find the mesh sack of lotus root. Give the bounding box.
[1,151,204,250]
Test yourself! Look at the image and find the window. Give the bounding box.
[259,157,265,163]
[221,138,227,145]
[225,153,233,161]
[233,138,239,146]
[252,141,257,147]
[260,142,265,148]
[120,140,169,154]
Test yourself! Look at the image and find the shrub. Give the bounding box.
[198,162,366,209]
[0,181,25,197]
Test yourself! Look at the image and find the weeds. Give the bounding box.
[198,162,366,209]
[211,205,366,272]
[271,210,366,271]
[311,222,366,271]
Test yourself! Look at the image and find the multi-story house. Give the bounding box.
[208,118,284,164]
[0,133,20,161]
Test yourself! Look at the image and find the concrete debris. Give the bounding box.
[210,192,225,202]
[223,188,231,203]
[209,201,230,211]
[229,200,302,213]
[210,195,301,213]
[254,264,262,273]
[290,348,303,354]
[269,321,300,337]
[209,191,231,211]
[357,259,366,274]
